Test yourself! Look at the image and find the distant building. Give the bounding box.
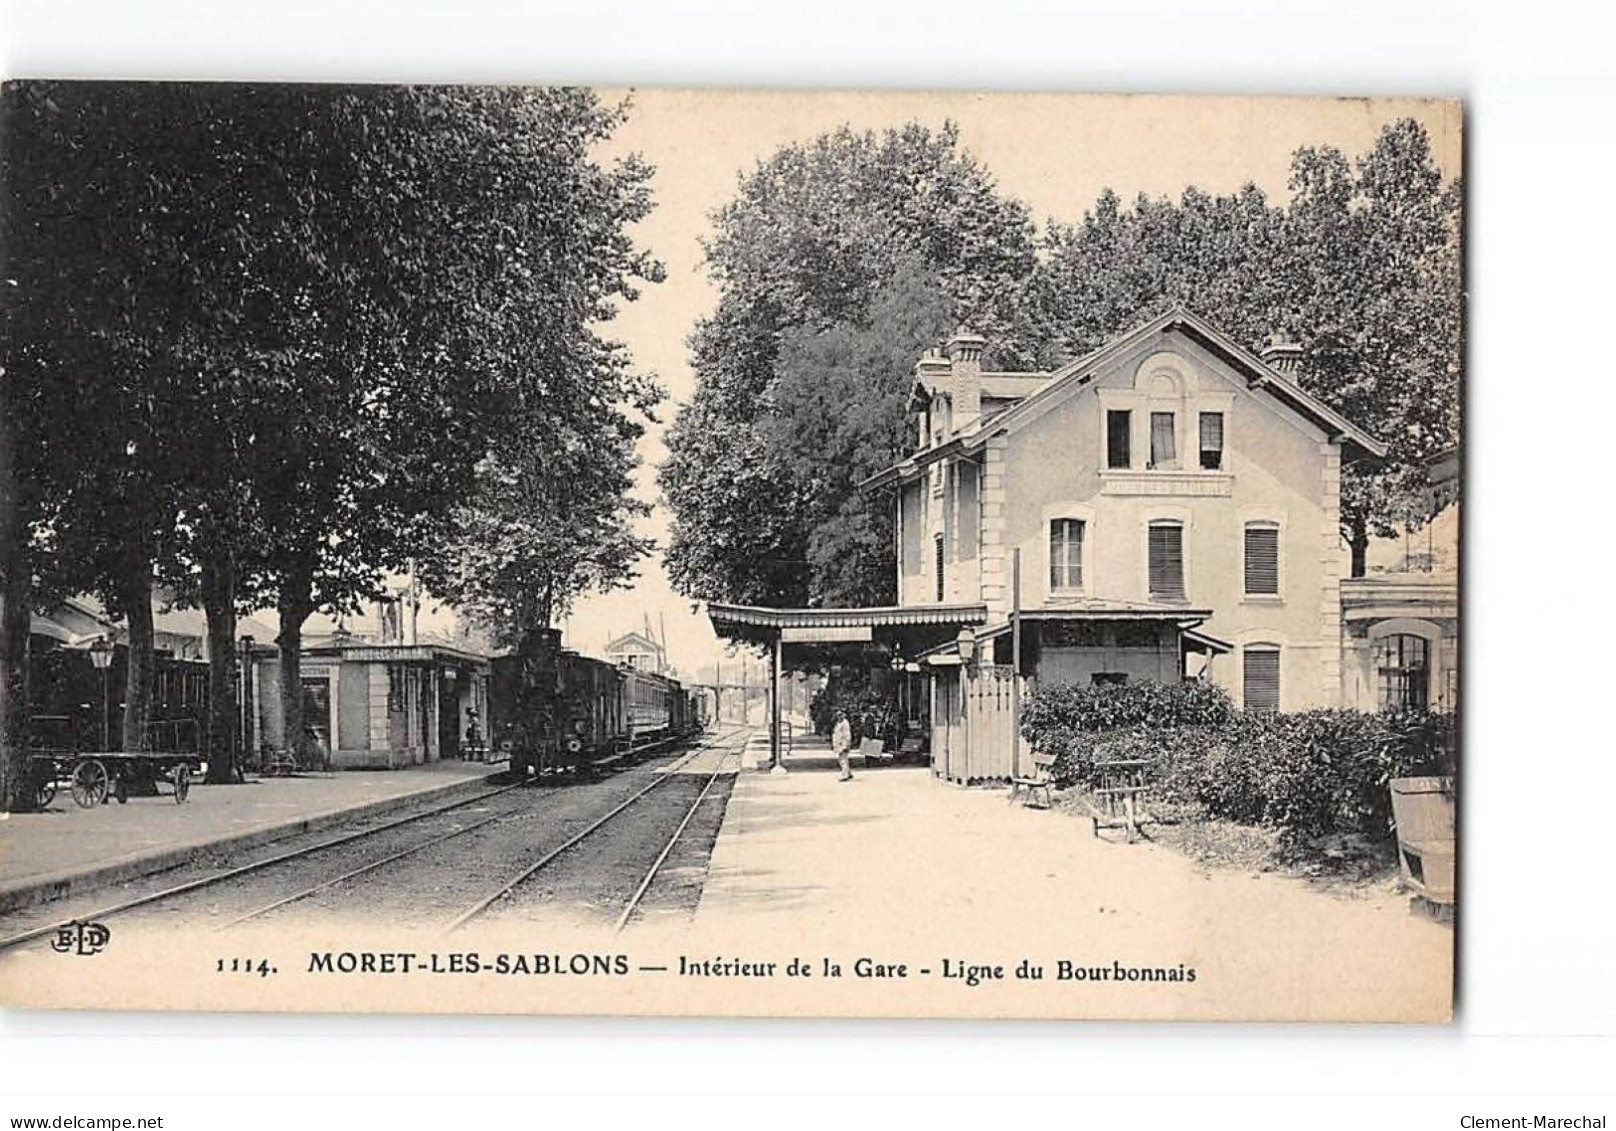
[1341,447,1460,713]
[29,592,276,662]
[255,593,492,769]
[605,629,667,675]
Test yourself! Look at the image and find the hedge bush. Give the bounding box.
[1022,680,1456,842]
[1020,679,1234,778]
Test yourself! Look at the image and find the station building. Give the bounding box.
[709,307,1458,783]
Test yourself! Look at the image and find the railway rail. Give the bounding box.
[611,750,734,933]
[441,729,744,935]
[0,727,743,954]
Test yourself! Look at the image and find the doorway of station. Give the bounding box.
[437,668,462,760]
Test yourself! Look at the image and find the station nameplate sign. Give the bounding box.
[780,625,874,644]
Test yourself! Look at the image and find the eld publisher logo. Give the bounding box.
[49,920,111,957]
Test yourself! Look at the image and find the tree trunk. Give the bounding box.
[0,565,30,813]
[0,373,33,812]
[118,558,156,753]
[1348,517,1369,579]
[201,551,240,784]
[276,559,315,770]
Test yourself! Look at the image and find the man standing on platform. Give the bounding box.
[832,710,854,782]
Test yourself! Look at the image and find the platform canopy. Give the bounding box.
[705,601,987,654]
[704,602,989,772]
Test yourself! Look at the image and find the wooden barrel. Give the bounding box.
[1390,776,1456,905]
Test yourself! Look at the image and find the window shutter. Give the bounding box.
[1148,523,1184,598]
[935,534,945,602]
[1199,412,1224,470]
[1244,525,1280,595]
[1068,521,1084,589]
[1244,648,1281,712]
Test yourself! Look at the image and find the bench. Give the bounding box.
[1089,757,1154,843]
[260,746,299,778]
[1008,751,1058,809]
[858,737,887,764]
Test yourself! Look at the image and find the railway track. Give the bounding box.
[611,750,735,933]
[0,729,743,953]
[443,729,745,936]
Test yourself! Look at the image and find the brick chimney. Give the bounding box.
[1260,331,1304,381]
[945,330,986,428]
[914,350,951,447]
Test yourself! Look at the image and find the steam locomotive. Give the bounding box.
[488,629,706,780]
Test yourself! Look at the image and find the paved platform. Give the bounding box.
[697,762,1453,1021]
[0,760,502,913]
[739,730,906,772]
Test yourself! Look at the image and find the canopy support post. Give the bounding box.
[769,632,786,774]
[1011,546,1022,780]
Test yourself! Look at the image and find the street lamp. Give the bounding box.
[89,635,114,751]
[955,627,977,666]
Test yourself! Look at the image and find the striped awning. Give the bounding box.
[706,602,988,632]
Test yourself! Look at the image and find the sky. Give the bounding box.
[554,90,1463,682]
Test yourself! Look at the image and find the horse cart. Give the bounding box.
[31,749,199,809]
[27,715,202,809]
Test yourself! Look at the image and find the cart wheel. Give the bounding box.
[173,764,191,804]
[113,776,128,804]
[35,777,57,810]
[71,759,109,809]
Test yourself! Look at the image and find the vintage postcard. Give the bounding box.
[0,85,1461,1021]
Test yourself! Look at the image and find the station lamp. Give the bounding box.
[89,635,114,751]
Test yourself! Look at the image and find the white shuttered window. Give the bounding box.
[1244,647,1281,712]
[1244,523,1280,596]
[1147,522,1185,599]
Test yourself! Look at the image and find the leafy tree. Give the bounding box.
[662,122,1040,607]
[1030,183,1288,363]
[760,264,955,606]
[1280,119,1462,573]
[424,403,656,653]
[0,83,665,801]
[0,82,206,798]
[241,87,666,766]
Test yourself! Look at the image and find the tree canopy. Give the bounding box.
[660,123,1041,607]
[0,82,662,802]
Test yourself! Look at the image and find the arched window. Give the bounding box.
[1376,634,1430,710]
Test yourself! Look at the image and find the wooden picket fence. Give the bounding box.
[934,663,1025,784]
